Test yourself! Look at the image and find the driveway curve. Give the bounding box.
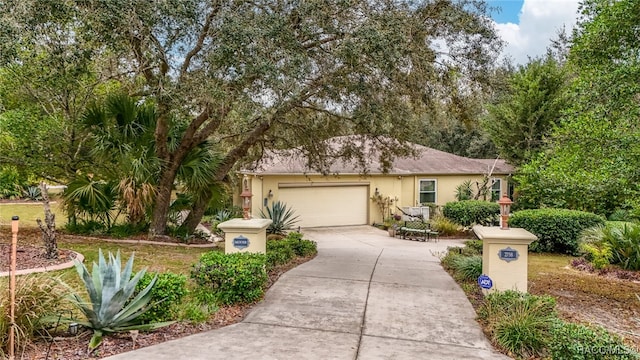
[105,226,510,360]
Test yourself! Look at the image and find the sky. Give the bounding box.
[486,0,581,64]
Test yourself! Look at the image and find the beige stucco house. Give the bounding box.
[240,138,514,228]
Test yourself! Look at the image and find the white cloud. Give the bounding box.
[494,0,581,64]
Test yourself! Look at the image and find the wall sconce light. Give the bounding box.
[268,189,273,198]
[374,187,380,196]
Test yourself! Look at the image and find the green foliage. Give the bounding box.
[190,251,267,305]
[260,201,300,235]
[450,256,482,281]
[478,291,557,359]
[430,215,462,236]
[0,275,67,357]
[515,0,640,216]
[23,185,42,201]
[579,243,612,270]
[1,0,503,237]
[266,240,296,268]
[601,223,640,270]
[464,239,483,254]
[68,250,172,351]
[135,272,188,323]
[62,175,119,229]
[442,200,500,227]
[0,165,28,199]
[509,209,605,254]
[283,232,317,257]
[180,302,213,325]
[266,233,318,268]
[455,180,473,201]
[483,55,568,165]
[549,321,639,360]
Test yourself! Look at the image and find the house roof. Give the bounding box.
[245,137,514,176]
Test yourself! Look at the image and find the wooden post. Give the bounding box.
[9,215,19,360]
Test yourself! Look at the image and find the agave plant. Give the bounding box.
[260,201,300,235]
[68,250,173,352]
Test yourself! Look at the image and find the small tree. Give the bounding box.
[36,182,57,259]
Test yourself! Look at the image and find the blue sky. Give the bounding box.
[486,0,524,24]
[484,0,581,64]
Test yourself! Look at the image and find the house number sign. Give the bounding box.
[498,247,519,263]
[233,235,250,250]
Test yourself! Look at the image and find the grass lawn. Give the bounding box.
[528,252,640,350]
[0,202,65,227]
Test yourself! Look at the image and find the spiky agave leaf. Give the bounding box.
[69,249,173,353]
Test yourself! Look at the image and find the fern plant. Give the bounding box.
[260,201,300,235]
[68,250,173,352]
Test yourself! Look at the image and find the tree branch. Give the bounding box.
[179,6,219,81]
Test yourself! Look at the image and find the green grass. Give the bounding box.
[528,253,575,280]
[0,202,65,227]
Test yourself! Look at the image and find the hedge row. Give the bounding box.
[442,200,500,227]
[509,208,605,254]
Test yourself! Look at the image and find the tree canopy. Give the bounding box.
[515,0,640,216]
[0,0,502,237]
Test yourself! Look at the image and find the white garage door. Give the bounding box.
[278,185,368,228]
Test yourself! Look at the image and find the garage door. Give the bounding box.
[278,185,368,228]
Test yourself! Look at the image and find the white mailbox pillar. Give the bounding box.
[217,218,272,254]
[473,225,537,293]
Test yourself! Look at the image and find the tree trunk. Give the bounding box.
[148,165,180,240]
[180,187,212,234]
[36,182,58,259]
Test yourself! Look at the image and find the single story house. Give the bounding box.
[240,137,514,228]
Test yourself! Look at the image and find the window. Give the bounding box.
[419,179,436,204]
[491,178,501,202]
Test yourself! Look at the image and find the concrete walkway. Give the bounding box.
[104,226,510,360]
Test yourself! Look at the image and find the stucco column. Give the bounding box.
[217,218,272,254]
[472,225,537,293]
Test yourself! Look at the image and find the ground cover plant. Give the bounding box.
[440,240,640,358]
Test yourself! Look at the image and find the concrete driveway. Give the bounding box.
[105,226,510,360]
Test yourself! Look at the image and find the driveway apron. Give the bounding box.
[104,226,510,360]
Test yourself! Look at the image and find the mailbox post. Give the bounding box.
[473,225,537,293]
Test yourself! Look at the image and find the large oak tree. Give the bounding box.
[1,0,501,238]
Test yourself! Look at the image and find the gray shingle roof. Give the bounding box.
[246,137,514,175]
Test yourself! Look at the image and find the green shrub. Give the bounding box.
[266,240,296,268]
[282,232,317,257]
[430,215,462,236]
[550,321,639,360]
[478,291,557,359]
[135,272,188,323]
[191,251,267,305]
[180,302,213,325]
[451,255,482,281]
[442,200,500,227]
[509,209,605,254]
[0,275,67,357]
[602,223,640,270]
[464,239,483,254]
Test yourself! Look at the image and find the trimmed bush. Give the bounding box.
[135,272,188,323]
[550,321,639,360]
[442,200,500,227]
[509,209,605,254]
[191,251,267,305]
[266,240,296,268]
[478,291,557,359]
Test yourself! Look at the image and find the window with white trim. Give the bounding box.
[491,178,501,202]
[419,179,437,204]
